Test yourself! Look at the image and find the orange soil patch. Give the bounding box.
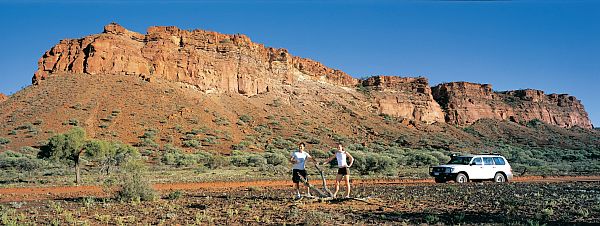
[1,175,598,203]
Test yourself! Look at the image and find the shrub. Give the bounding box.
[182,139,202,148]
[213,117,230,126]
[247,155,267,167]
[116,158,156,202]
[407,152,439,167]
[430,151,451,164]
[352,152,397,175]
[0,151,45,172]
[239,115,253,123]
[264,152,287,166]
[231,141,250,151]
[0,137,10,145]
[33,119,43,125]
[166,190,183,200]
[206,154,229,169]
[230,155,249,167]
[309,149,329,159]
[67,119,79,126]
[15,123,35,131]
[161,145,197,167]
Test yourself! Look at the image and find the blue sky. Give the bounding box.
[0,1,598,126]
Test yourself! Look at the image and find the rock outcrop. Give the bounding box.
[33,23,358,96]
[0,93,7,102]
[32,23,593,128]
[362,76,445,124]
[432,82,593,129]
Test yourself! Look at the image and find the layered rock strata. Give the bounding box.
[432,82,593,129]
[362,76,445,124]
[33,23,358,96]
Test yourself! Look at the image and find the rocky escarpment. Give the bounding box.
[362,76,444,124]
[33,23,358,96]
[32,23,594,128]
[432,82,593,129]
[0,93,7,102]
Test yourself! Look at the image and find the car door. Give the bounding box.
[482,157,496,179]
[493,157,508,173]
[468,157,485,179]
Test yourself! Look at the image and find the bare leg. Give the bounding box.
[344,175,351,198]
[333,174,342,198]
[306,185,311,196]
[294,183,300,196]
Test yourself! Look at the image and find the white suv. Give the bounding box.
[429,154,513,183]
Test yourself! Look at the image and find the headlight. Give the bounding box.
[445,168,454,173]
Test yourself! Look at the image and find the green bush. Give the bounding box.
[406,152,439,167]
[116,158,156,202]
[309,149,330,159]
[213,117,230,126]
[351,151,397,175]
[0,151,45,172]
[230,155,248,167]
[0,137,10,145]
[166,190,183,200]
[67,119,79,126]
[161,145,197,167]
[206,154,229,169]
[239,115,253,123]
[247,155,267,167]
[229,152,267,167]
[182,139,202,148]
[264,152,287,166]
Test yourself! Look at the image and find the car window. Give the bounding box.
[448,156,472,165]
[483,157,494,165]
[471,157,483,165]
[493,157,506,165]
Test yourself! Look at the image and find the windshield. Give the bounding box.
[447,156,473,165]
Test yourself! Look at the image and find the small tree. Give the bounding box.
[86,141,140,175]
[39,127,87,184]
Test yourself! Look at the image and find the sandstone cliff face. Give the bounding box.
[362,76,444,124]
[32,23,593,128]
[0,93,7,102]
[33,23,358,96]
[432,82,593,129]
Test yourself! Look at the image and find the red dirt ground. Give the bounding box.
[1,175,598,203]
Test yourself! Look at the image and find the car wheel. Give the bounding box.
[434,177,446,183]
[455,173,468,183]
[494,173,507,183]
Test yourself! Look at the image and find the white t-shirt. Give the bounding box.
[336,151,348,168]
[291,151,311,170]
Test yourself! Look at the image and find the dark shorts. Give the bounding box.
[337,167,349,175]
[292,169,308,183]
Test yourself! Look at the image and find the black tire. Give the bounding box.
[494,172,507,183]
[455,173,468,183]
[434,177,446,183]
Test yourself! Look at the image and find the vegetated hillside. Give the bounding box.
[0,73,478,152]
[0,73,598,174]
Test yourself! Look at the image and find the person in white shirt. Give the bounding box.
[290,142,316,198]
[322,144,354,198]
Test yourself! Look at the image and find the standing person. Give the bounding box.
[322,144,354,198]
[290,142,316,198]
